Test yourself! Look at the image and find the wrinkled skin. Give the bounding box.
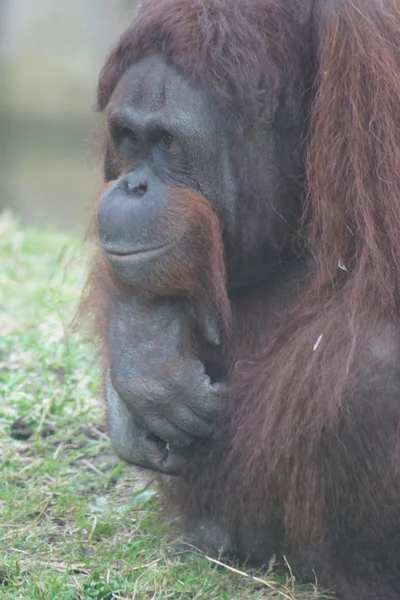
[98,54,303,473]
[99,56,237,234]
[106,294,226,474]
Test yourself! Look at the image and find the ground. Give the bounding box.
[0,211,330,599]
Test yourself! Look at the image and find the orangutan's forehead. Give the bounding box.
[108,55,216,128]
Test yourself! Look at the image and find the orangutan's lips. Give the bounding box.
[105,241,177,263]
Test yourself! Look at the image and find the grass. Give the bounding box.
[0,210,331,599]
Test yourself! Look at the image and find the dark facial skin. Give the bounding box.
[97,55,299,473]
[97,57,238,471]
[98,55,303,284]
[98,55,237,263]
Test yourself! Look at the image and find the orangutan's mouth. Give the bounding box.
[105,240,177,263]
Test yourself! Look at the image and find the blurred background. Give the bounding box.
[0,0,139,232]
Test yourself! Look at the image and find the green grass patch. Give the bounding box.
[0,211,330,599]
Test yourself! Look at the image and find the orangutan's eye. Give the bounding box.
[121,127,139,146]
[157,131,181,154]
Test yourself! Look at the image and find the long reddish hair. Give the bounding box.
[87,0,400,583]
[229,0,400,544]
